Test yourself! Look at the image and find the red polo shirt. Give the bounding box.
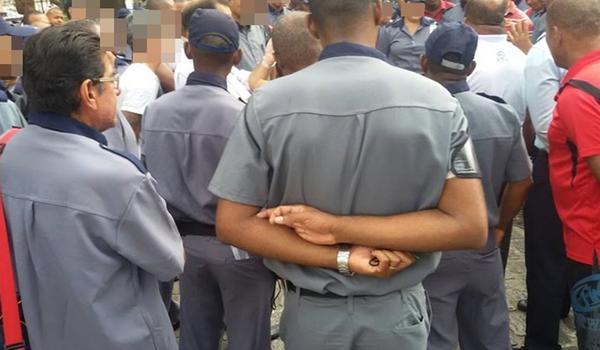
[549,49,600,265]
[425,0,455,22]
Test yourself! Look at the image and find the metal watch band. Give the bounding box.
[337,244,353,276]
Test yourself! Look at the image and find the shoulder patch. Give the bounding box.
[476,92,507,104]
[100,144,147,174]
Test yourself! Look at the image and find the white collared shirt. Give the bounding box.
[467,34,528,123]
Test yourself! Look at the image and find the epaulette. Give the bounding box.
[0,90,7,103]
[476,92,507,104]
[100,144,147,174]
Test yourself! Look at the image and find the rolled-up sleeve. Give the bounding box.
[115,175,184,281]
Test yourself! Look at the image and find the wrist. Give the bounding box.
[337,244,354,276]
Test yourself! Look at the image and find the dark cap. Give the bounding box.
[425,21,478,72]
[188,8,239,53]
[0,17,37,38]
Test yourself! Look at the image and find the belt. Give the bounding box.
[285,280,348,299]
[175,220,216,237]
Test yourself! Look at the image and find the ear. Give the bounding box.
[233,49,242,66]
[307,13,320,40]
[420,55,429,75]
[373,0,383,26]
[466,61,476,76]
[184,41,192,60]
[79,79,100,111]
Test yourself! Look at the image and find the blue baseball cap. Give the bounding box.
[425,21,478,72]
[188,8,239,53]
[0,17,37,39]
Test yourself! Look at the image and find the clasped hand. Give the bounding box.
[256,205,416,278]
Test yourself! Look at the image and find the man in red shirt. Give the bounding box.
[425,0,455,21]
[546,0,600,345]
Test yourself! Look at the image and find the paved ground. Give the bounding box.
[176,219,579,349]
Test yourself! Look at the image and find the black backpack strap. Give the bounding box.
[566,79,600,103]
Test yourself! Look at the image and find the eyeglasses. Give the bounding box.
[91,74,120,90]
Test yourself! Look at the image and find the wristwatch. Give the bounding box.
[337,244,354,276]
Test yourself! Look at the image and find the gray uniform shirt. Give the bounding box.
[103,110,139,156]
[377,17,437,73]
[142,72,243,225]
[0,99,26,133]
[237,24,269,71]
[449,83,531,254]
[0,113,184,350]
[209,43,473,297]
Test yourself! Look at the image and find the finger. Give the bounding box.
[380,250,401,269]
[393,251,417,266]
[371,250,391,275]
[256,208,272,219]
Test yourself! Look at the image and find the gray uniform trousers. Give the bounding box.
[280,283,431,350]
[179,236,275,350]
[423,249,511,350]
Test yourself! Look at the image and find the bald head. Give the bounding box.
[464,0,508,26]
[272,12,322,75]
[547,0,600,38]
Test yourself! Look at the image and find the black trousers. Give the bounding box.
[523,149,570,350]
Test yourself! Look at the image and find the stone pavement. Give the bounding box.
[175,220,579,349]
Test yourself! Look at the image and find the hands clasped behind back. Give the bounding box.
[256,205,417,278]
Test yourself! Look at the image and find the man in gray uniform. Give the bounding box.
[0,24,184,350]
[419,22,532,350]
[209,1,489,349]
[142,9,275,350]
[229,0,269,70]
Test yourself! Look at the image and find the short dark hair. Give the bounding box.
[182,0,217,33]
[464,0,507,26]
[547,0,600,38]
[309,0,376,31]
[22,10,43,25]
[272,12,321,72]
[23,24,106,116]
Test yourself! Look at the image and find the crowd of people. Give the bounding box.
[0,0,599,349]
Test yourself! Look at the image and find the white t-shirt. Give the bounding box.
[174,55,251,102]
[118,63,161,116]
[467,34,527,123]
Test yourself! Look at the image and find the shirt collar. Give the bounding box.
[319,42,388,62]
[442,80,470,95]
[562,49,600,85]
[186,71,228,91]
[28,111,108,145]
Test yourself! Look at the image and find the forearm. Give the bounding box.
[248,64,273,92]
[216,200,338,268]
[333,209,485,252]
[497,178,532,229]
[328,178,488,252]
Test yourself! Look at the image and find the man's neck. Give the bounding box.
[566,39,600,68]
[318,27,378,49]
[470,24,506,35]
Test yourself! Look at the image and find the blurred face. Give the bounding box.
[47,9,65,26]
[229,0,241,19]
[269,0,288,9]
[425,0,441,8]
